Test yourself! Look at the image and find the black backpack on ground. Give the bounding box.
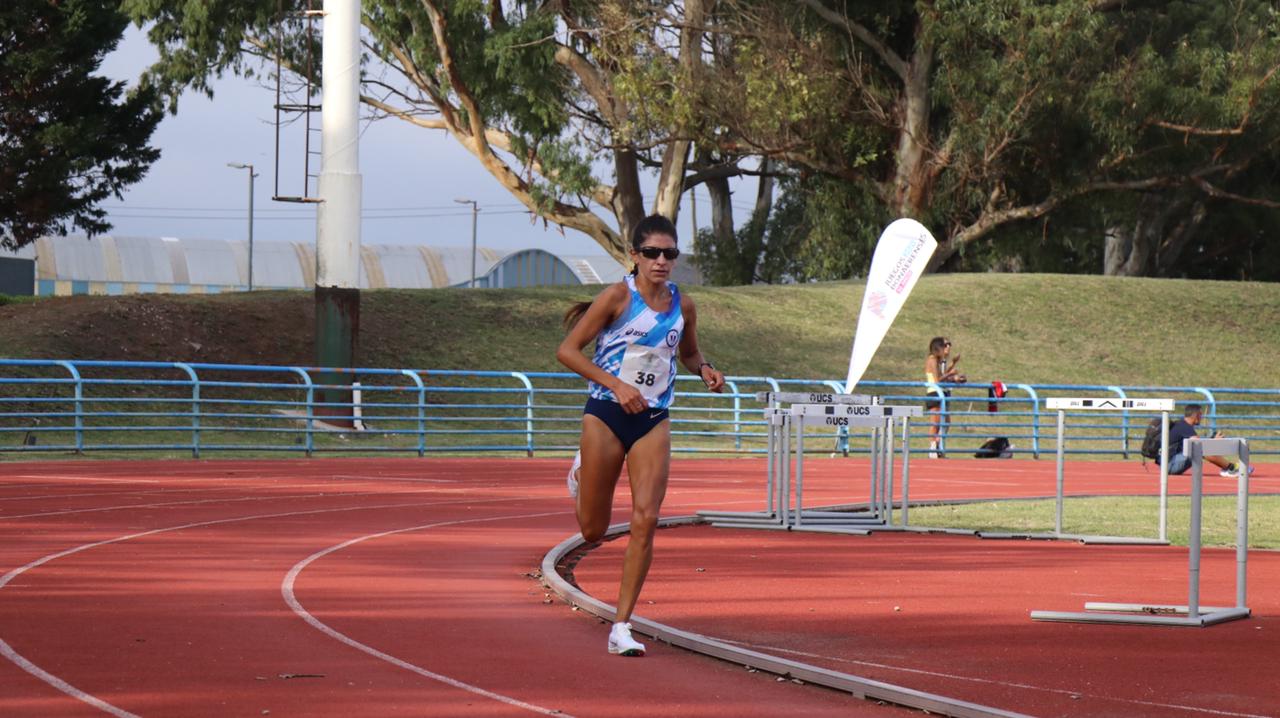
[1140,418,1162,461]
[974,437,1012,458]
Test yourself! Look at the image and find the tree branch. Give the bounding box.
[554,43,624,126]
[1192,177,1280,208]
[796,0,908,81]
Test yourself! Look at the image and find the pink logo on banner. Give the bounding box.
[867,290,889,319]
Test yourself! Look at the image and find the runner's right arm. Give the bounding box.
[556,283,648,414]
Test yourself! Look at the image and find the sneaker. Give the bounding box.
[928,440,939,460]
[567,450,581,498]
[1220,463,1256,478]
[608,622,645,657]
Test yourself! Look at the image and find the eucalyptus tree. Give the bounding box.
[125,0,741,264]
[704,0,1280,275]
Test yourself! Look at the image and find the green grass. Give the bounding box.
[908,496,1280,549]
[1,274,1277,458]
[2,274,1279,387]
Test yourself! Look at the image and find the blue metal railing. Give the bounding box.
[0,359,1276,458]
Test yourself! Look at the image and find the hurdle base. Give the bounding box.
[873,525,980,536]
[978,531,1168,545]
[710,520,790,531]
[697,509,776,521]
[790,525,873,536]
[1031,602,1250,627]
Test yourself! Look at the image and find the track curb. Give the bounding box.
[540,515,1032,718]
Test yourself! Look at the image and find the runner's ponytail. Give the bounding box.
[563,301,592,331]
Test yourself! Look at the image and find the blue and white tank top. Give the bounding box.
[589,275,685,409]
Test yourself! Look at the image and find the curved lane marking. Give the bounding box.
[0,495,544,716]
[282,510,575,717]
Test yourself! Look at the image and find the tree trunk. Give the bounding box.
[706,173,734,257]
[652,0,708,220]
[1103,193,1202,276]
[612,148,646,250]
[891,39,934,218]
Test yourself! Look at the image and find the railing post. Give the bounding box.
[725,380,742,450]
[402,369,426,457]
[1193,388,1218,434]
[511,372,535,457]
[824,380,851,455]
[56,361,83,453]
[175,363,200,458]
[290,367,315,456]
[1013,384,1040,458]
[1107,385,1129,458]
[925,382,945,456]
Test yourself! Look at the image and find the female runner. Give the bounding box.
[556,214,724,657]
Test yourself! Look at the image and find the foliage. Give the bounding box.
[120,0,1280,278]
[699,0,1280,278]
[124,0,723,262]
[0,0,162,250]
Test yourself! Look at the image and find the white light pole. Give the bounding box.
[227,162,258,291]
[454,198,479,288]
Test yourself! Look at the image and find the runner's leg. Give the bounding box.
[615,420,671,623]
[576,413,626,542]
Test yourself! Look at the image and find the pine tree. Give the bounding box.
[0,0,162,250]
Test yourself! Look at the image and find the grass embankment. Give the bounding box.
[910,496,1280,549]
[2,274,1279,387]
[2,275,1277,548]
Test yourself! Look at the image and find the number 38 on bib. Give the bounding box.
[619,345,673,405]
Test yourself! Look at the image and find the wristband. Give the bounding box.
[698,362,715,373]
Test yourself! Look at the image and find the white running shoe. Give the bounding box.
[1220,463,1256,478]
[928,440,939,460]
[567,450,582,498]
[608,622,646,657]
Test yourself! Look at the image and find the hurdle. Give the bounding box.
[697,391,876,530]
[787,402,921,535]
[979,397,1173,545]
[701,392,927,535]
[1031,437,1252,627]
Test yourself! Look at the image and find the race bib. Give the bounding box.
[619,344,673,405]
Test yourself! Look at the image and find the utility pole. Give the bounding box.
[227,162,257,290]
[315,0,362,424]
[454,198,479,287]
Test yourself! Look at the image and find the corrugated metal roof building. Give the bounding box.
[0,235,626,295]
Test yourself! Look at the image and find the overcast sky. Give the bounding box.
[98,27,760,258]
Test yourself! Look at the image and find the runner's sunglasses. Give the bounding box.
[636,246,680,260]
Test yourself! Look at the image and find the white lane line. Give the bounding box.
[0,638,139,718]
[0,485,500,521]
[328,475,460,483]
[0,476,161,484]
[0,494,550,716]
[718,639,1272,718]
[917,479,1022,487]
[0,491,391,520]
[0,481,402,504]
[282,511,576,718]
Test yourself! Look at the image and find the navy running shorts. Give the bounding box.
[583,397,669,452]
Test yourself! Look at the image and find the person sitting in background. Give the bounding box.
[1166,404,1254,477]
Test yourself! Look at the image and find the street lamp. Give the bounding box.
[454,197,479,288]
[227,162,258,291]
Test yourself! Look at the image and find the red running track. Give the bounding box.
[0,457,1275,717]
